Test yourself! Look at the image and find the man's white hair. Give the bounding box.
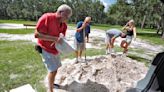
[57,4,72,17]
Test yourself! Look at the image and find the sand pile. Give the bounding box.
[54,55,148,92]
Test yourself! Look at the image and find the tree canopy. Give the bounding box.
[0,0,163,33]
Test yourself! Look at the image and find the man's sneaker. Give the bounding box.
[110,48,115,53]
[75,58,79,63]
[53,84,60,89]
[106,50,109,54]
[78,58,83,62]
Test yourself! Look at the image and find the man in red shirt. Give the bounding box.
[34,4,72,92]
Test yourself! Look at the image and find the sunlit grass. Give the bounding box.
[127,54,150,67]
[0,19,36,24]
[0,40,46,92]
[0,29,34,34]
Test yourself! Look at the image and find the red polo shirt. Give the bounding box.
[36,13,67,55]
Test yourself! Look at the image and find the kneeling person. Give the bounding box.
[105,29,126,54]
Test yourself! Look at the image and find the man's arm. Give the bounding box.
[133,27,137,40]
[122,22,129,30]
[34,29,58,42]
[76,23,86,32]
[111,37,116,48]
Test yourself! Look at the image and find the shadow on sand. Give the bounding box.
[58,79,109,92]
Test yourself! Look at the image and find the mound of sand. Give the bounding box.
[53,55,148,92]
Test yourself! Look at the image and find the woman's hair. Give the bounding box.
[129,19,134,23]
[129,19,135,26]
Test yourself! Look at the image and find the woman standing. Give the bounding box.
[121,19,137,54]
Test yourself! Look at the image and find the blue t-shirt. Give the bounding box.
[75,21,90,43]
[85,24,90,34]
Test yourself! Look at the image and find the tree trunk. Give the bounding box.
[162,31,164,39]
[156,24,160,34]
[161,1,164,39]
[162,26,164,38]
[162,14,164,39]
[141,15,146,29]
[156,20,161,34]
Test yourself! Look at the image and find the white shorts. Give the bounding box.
[41,49,61,72]
[126,35,133,44]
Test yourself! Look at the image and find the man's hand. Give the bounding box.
[56,37,63,44]
[111,44,114,48]
[81,22,88,29]
[56,33,64,44]
[50,33,64,47]
[111,37,116,48]
[50,37,62,47]
[77,23,87,32]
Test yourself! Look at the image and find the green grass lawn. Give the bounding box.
[137,28,164,45]
[92,24,122,31]
[127,54,150,67]
[0,19,36,24]
[0,40,46,92]
[0,29,34,34]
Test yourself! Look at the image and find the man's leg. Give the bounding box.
[107,41,113,54]
[41,49,61,92]
[106,43,109,54]
[47,71,57,92]
[86,34,89,43]
[79,42,85,59]
[75,50,79,62]
[123,36,132,54]
[105,35,110,54]
[74,39,79,62]
[75,51,79,57]
[79,50,83,58]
